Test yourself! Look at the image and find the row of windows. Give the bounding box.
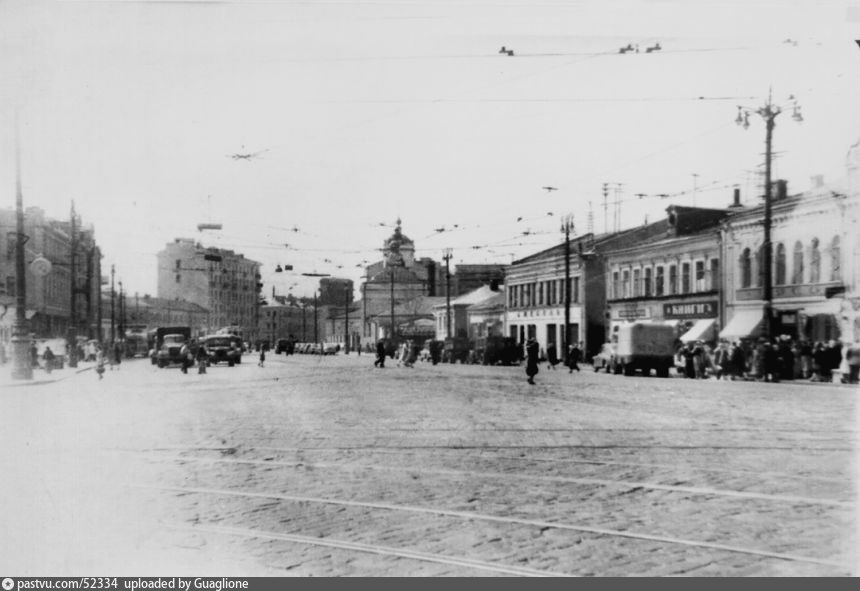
[508,278,580,308]
[739,236,840,288]
[610,259,720,300]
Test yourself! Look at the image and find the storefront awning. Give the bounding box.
[719,310,763,340]
[680,318,716,343]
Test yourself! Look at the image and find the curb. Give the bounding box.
[1,364,94,387]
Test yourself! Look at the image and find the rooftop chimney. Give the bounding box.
[729,187,742,208]
[775,179,788,200]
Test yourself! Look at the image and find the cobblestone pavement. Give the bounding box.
[1,354,858,576]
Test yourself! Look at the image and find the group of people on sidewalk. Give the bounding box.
[677,337,860,384]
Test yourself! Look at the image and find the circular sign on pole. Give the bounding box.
[30,255,52,277]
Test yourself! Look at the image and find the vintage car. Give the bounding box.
[201,335,242,366]
[593,343,618,373]
[474,336,521,366]
[442,337,471,364]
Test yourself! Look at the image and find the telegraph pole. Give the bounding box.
[68,201,78,368]
[85,246,95,339]
[344,286,350,354]
[443,248,453,339]
[313,291,319,345]
[110,265,116,344]
[602,183,609,234]
[118,280,125,343]
[10,117,32,380]
[561,216,573,364]
[736,90,803,340]
[389,268,396,341]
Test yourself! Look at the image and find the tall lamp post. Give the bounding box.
[735,90,803,340]
[67,201,79,368]
[10,122,32,380]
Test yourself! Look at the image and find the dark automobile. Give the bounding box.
[275,338,295,355]
[157,333,189,368]
[475,336,522,366]
[442,337,471,364]
[202,335,242,366]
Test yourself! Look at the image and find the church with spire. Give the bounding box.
[360,218,446,342]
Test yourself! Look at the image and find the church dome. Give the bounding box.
[385,217,414,247]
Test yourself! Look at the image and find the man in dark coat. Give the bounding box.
[546,342,559,370]
[525,337,539,384]
[374,340,386,368]
[729,341,746,380]
[763,342,781,382]
[568,342,582,373]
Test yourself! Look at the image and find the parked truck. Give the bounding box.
[154,326,192,368]
[613,322,676,377]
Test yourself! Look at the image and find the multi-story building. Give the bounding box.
[505,221,670,360]
[157,238,261,340]
[720,167,860,343]
[0,206,102,345]
[603,204,732,343]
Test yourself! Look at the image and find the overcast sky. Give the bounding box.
[2,0,859,298]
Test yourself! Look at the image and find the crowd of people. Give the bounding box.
[676,337,860,384]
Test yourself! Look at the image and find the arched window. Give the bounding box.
[809,238,820,283]
[830,235,841,281]
[775,243,786,285]
[792,241,804,284]
[740,247,751,288]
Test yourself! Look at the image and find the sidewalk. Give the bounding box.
[0,361,94,388]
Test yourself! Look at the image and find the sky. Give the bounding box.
[2,0,860,299]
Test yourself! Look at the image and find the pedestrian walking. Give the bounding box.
[568,342,582,373]
[713,340,730,380]
[95,347,106,380]
[258,346,266,367]
[846,340,860,385]
[197,344,208,374]
[180,341,191,374]
[404,340,419,368]
[763,342,780,382]
[29,342,39,369]
[374,340,386,368]
[546,342,559,370]
[525,337,539,385]
[42,346,55,374]
[113,340,123,370]
[692,341,706,379]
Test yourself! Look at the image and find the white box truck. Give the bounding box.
[614,322,676,377]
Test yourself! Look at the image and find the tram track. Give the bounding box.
[164,522,571,576]
[123,451,855,508]
[141,484,854,572]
